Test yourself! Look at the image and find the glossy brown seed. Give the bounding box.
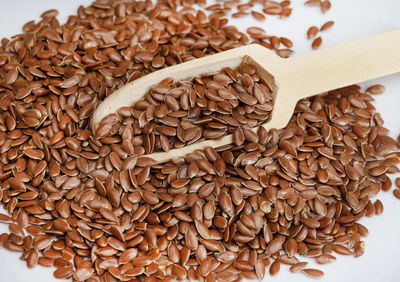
[38,257,54,268]
[302,268,324,278]
[266,239,284,254]
[307,26,319,39]
[285,239,298,257]
[251,11,266,21]
[354,241,365,257]
[232,11,249,18]
[396,177,400,188]
[0,214,12,223]
[280,37,293,48]
[321,0,331,13]
[53,267,73,279]
[255,259,265,279]
[393,189,400,199]
[312,37,322,49]
[321,20,334,31]
[315,254,336,264]
[290,262,308,273]
[247,27,268,39]
[27,249,39,268]
[233,127,245,146]
[305,0,321,6]
[269,259,280,276]
[366,84,385,95]
[374,200,384,215]
[333,245,352,255]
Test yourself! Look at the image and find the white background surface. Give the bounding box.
[0,0,399,281]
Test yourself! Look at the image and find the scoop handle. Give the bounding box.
[281,29,400,100]
[265,29,400,131]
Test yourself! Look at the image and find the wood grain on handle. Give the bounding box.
[275,29,400,102]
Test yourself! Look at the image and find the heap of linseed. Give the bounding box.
[0,0,399,281]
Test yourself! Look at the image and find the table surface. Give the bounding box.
[0,0,399,281]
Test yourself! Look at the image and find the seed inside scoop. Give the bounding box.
[95,62,274,155]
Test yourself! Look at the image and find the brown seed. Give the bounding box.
[321,0,331,13]
[366,84,385,95]
[232,11,249,18]
[285,239,298,257]
[396,177,400,188]
[233,127,245,146]
[302,268,324,278]
[255,259,265,279]
[280,37,293,48]
[333,245,352,255]
[0,214,12,223]
[251,11,266,21]
[54,267,73,279]
[374,199,384,215]
[266,239,284,255]
[38,257,54,268]
[393,189,400,200]
[73,268,94,281]
[27,249,39,268]
[307,26,319,39]
[312,37,322,49]
[237,3,252,11]
[315,254,336,264]
[305,0,321,6]
[247,27,268,39]
[269,259,280,276]
[354,241,365,257]
[321,20,334,31]
[290,262,308,273]
[185,227,198,250]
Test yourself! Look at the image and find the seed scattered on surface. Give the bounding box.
[302,268,325,278]
[251,10,266,21]
[393,189,400,199]
[315,254,336,264]
[366,84,386,95]
[312,36,323,49]
[269,259,281,276]
[290,262,308,273]
[305,0,321,7]
[232,11,249,18]
[307,26,319,39]
[321,20,334,31]
[374,200,384,215]
[354,241,365,257]
[321,0,331,13]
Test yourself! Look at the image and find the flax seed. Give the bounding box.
[321,20,334,31]
[393,189,400,199]
[307,26,319,39]
[312,37,323,49]
[251,11,266,21]
[302,268,324,278]
[0,1,398,282]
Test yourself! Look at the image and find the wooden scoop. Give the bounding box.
[92,29,400,164]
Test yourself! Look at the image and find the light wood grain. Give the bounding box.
[92,29,400,164]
